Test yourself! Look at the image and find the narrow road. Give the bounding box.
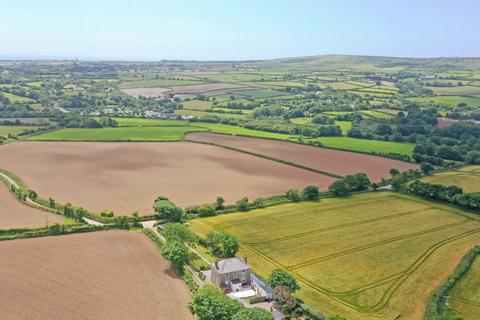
[83,217,104,226]
[0,172,19,188]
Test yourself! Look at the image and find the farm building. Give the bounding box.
[251,274,274,300]
[211,257,274,300]
[212,257,252,291]
[211,257,251,292]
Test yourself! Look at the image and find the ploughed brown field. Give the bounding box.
[187,133,419,181]
[0,183,63,229]
[0,141,333,215]
[0,231,193,320]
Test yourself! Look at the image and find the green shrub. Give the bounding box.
[198,204,216,217]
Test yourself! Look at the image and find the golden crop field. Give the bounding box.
[421,166,480,193]
[449,255,480,319]
[189,192,480,319]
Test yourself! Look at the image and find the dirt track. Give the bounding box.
[0,231,193,320]
[0,183,63,229]
[0,141,333,215]
[186,133,419,181]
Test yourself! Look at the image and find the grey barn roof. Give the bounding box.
[213,257,250,274]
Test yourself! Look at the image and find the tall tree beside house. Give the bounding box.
[188,285,242,320]
[161,241,188,274]
[269,269,300,294]
[206,232,240,258]
[188,285,273,320]
[163,223,197,246]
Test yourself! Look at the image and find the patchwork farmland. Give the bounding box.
[188,192,480,319]
[187,132,418,181]
[0,231,193,320]
[0,141,334,215]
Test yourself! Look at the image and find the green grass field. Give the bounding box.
[119,78,205,89]
[307,136,414,155]
[101,117,189,127]
[328,82,362,90]
[421,167,480,193]
[449,255,480,319]
[408,96,480,107]
[27,126,208,141]
[189,192,480,319]
[195,123,299,140]
[0,125,40,136]
[427,86,480,96]
[175,109,247,119]
[290,117,311,125]
[335,121,352,135]
[1,92,34,103]
[233,89,288,99]
[182,99,213,110]
[360,110,395,119]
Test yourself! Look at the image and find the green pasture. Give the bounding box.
[27,126,208,141]
[408,96,480,107]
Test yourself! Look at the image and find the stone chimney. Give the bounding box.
[215,260,219,270]
[243,255,248,264]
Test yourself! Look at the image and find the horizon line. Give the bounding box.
[1,53,480,63]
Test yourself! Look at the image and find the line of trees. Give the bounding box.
[408,180,480,211]
[328,173,371,196]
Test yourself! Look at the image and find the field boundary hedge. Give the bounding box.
[423,245,480,320]
[0,223,123,241]
[187,139,343,179]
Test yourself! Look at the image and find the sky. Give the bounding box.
[0,0,479,61]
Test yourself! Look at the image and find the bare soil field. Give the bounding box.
[187,133,418,181]
[0,141,333,215]
[0,183,63,229]
[0,231,193,320]
[121,87,172,97]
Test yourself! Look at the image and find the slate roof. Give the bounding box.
[213,257,250,274]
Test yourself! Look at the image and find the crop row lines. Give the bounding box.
[245,208,430,246]
[449,296,480,308]
[211,195,404,230]
[289,220,471,270]
[290,227,480,314]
